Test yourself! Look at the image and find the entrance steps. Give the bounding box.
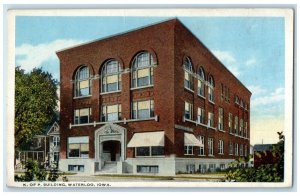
[96,161,117,174]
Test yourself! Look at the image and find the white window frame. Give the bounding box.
[240,144,244,156]
[74,108,91,124]
[101,104,122,122]
[234,116,238,135]
[208,112,214,127]
[235,143,239,156]
[184,145,194,155]
[197,107,205,124]
[197,67,205,97]
[229,113,233,134]
[208,138,214,156]
[53,136,60,147]
[208,76,215,103]
[132,52,154,88]
[132,100,154,119]
[183,57,194,91]
[229,142,234,155]
[67,136,89,159]
[184,101,193,120]
[101,59,122,93]
[218,140,224,154]
[218,108,224,131]
[239,118,244,136]
[74,66,92,98]
[199,136,205,156]
[135,146,165,157]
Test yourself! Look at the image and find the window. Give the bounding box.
[186,164,196,174]
[234,116,238,134]
[101,104,122,122]
[68,165,84,172]
[135,146,164,157]
[208,164,216,172]
[208,76,215,102]
[218,108,224,131]
[218,140,224,154]
[53,136,60,147]
[235,143,239,156]
[101,59,122,93]
[53,152,59,162]
[244,121,248,138]
[199,164,207,173]
[183,57,194,91]
[239,119,244,136]
[184,102,193,120]
[132,52,154,88]
[208,112,214,127]
[208,138,214,156]
[74,108,91,124]
[137,165,159,173]
[220,163,226,170]
[199,136,205,156]
[74,66,91,97]
[240,144,244,156]
[240,99,244,108]
[235,96,239,104]
[132,100,154,119]
[245,145,248,157]
[229,113,233,134]
[221,84,224,99]
[184,146,193,155]
[197,67,205,96]
[197,107,205,124]
[68,136,89,158]
[229,141,234,155]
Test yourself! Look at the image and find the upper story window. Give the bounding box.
[74,108,91,124]
[197,107,205,124]
[208,137,214,156]
[101,59,122,93]
[228,113,233,134]
[208,112,214,127]
[235,96,239,105]
[208,76,215,102]
[184,101,193,120]
[240,144,244,156]
[234,116,238,134]
[74,66,92,97]
[197,67,205,97]
[218,108,224,131]
[132,100,154,119]
[199,136,205,156]
[101,104,122,122]
[229,141,234,155]
[244,121,248,138]
[218,140,224,154]
[239,119,244,136]
[183,57,194,91]
[53,136,60,147]
[235,143,239,156]
[132,52,154,88]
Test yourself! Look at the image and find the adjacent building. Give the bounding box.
[56,18,251,175]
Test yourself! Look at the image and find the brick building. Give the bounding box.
[56,18,251,175]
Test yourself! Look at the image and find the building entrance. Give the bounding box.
[102,140,121,162]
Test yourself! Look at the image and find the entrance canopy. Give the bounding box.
[184,133,203,147]
[127,131,164,147]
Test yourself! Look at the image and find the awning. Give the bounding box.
[127,131,164,147]
[184,133,203,147]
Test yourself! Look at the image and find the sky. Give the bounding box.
[15,16,285,145]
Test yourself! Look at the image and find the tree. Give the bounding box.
[226,132,284,182]
[15,67,58,150]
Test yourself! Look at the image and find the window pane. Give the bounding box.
[69,149,80,157]
[80,87,89,96]
[138,109,149,119]
[107,113,118,121]
[151,146,164,156]
[137,76,149,87]
[138,101,150,110]
[80,116,89,124]
[136,147,150,156]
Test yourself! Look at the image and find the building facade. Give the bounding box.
[57,18,251,175]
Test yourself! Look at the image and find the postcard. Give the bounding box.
[5,8,294,188]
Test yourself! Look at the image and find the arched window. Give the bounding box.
[183,57,194,91]
[197,67,205,97]
[208,75,215,102]
[74,66,91,97]
[101,59,122,93]
[132,52,154,88]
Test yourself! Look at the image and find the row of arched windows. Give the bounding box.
[183,57,215,102]
[74,51,155,97]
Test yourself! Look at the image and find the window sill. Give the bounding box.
[73,95,92,99]
[208,155,214,157]
[208,100,215,105]
[218,153,224,155]
[184,154,194,156]
[100,90,121,95]
[67,157,89,159]
[135,156,165,158]
[197,94,206,99]
[198,155,206,157]
[208,126,216,130]
[130,85,154,91]
[218,129,225,133]
[184,87,194,94]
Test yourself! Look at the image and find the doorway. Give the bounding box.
[102,140,121,162]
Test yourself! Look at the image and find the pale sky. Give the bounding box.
[15,15,285,145]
